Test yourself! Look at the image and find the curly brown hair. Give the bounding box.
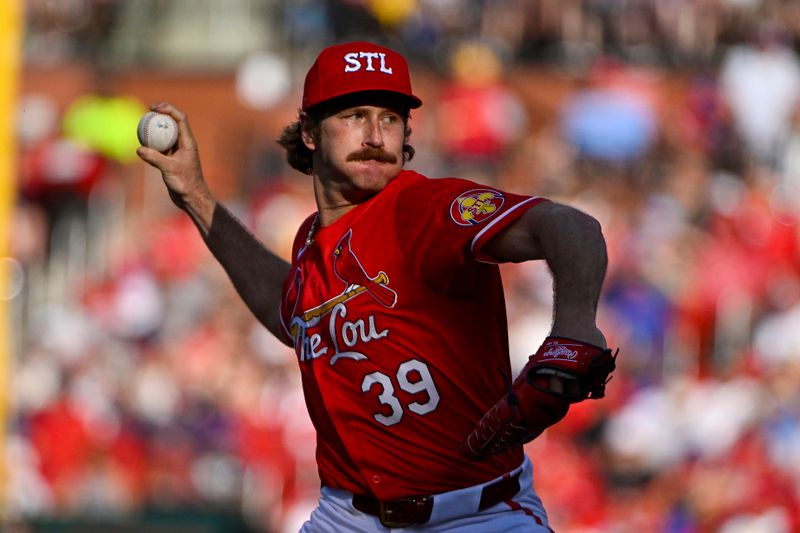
[276,92,416,175]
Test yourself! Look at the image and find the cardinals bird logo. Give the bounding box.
[288,230,397,339]
[333,230,397,308]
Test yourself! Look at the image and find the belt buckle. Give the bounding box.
[379,496,429,528]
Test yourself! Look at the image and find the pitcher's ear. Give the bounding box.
[299,112,317,150]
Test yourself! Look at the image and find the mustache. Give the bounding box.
[346,147,398,164]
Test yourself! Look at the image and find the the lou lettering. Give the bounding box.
[330,303,388,353]
[293,302,389,364]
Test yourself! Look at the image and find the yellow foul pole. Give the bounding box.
[0,0,23,514]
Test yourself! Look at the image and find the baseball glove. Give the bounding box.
[460,336,617,461]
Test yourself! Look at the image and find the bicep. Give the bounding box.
[481,201,602,264]
[481,201,557,263]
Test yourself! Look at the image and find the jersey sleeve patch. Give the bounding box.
[448,189,505,227]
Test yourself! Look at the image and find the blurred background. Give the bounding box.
[3,0,800,532]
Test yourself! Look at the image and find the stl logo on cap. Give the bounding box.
[450,189,505,226]
[302,41,422,111]
[344,52,393,74]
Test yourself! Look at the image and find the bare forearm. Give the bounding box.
[204,204,293,345]
[485,201,608,347]
[540,207,607,346]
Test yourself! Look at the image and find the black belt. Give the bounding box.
[352,472,522,528]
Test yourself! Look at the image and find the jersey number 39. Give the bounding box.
[361,359,440,426]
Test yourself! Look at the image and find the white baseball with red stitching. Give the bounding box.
[137,111,178,153]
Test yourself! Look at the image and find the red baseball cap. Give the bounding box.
[302,41,422,111]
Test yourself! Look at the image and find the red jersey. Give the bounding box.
[279,170,546,500]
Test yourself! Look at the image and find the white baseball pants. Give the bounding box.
[299,455,552,532]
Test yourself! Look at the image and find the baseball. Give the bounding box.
[137,111,178,153]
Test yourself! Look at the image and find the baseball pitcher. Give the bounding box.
[137,41,617,532]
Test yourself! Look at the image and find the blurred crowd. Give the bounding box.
[21,0,800,70]
[8,1,800,533]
